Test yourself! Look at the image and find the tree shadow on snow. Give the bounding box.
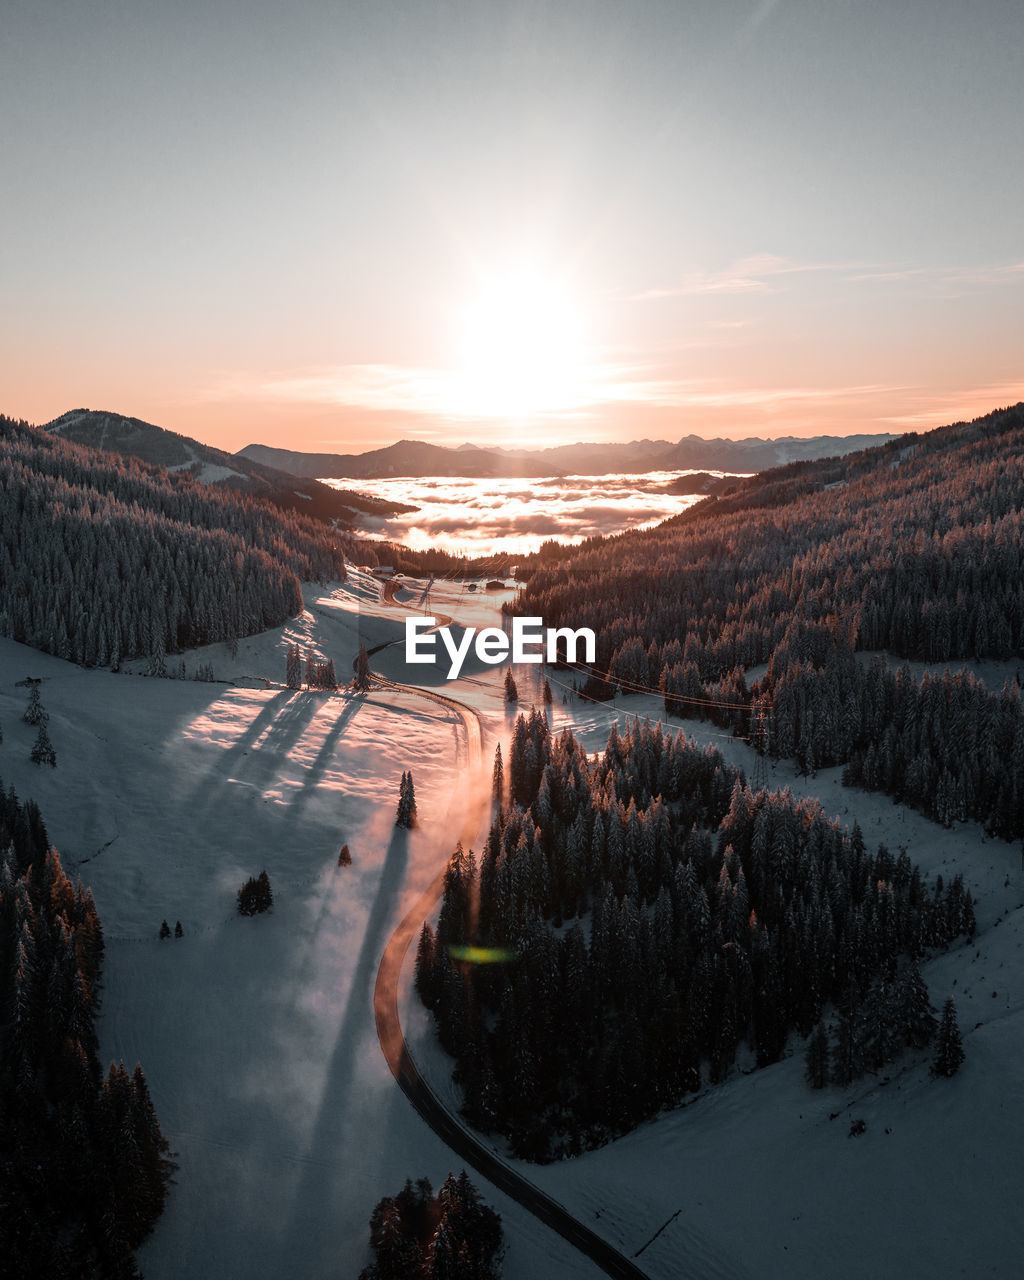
[185,690,321,824]
[286,693,365,824]
[268,822,415,1271]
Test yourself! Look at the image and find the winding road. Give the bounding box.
[368,583,651,1278]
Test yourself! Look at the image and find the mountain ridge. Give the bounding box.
[43,409,414,522]
[238,438,556,479]
[239,430,896,479]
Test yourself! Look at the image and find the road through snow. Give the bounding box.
[368,596,652,1278]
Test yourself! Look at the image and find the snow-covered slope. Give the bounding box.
[42,408,411,525]
[403,686,1024,1280]
[0,573,586,1280]
[5,570,1019,1279]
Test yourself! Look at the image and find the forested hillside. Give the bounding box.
[0,415,375,667]
[512,403,1024,840]
[419,716,971,1159]
[0,782,175,1278]
[45,408,413,525]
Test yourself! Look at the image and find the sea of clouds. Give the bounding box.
[325,471,719,557]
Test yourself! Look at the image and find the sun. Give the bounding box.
[453,271,588,420]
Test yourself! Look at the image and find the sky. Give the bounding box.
[2,0,1023,454]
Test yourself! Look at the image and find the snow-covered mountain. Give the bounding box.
[45,409,413,523]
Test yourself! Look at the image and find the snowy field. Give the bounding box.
[0,570,590,1280]
[402,674,1024,1279]
[3,567,1022,1279]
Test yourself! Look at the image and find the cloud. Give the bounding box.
[339,473,702,555]
[205,364,457,414]
[846,261,1024,292]
[630,255,1024,303]
[203,361,606,423]
[628,255,856,301]
[203,353,915,441]
[587,372,910,412]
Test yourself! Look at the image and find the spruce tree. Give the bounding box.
[414,923,437,1008]
[504,669,519,703]
[255,870,273,912]
[932,996,965,1077]
[30,722,57,767]
[24,684,46,725]
[237,878,256,915]
[237,872,272,915]
[285,643,303,689]
[491,743,504,808]
[897,958,937,1049]
[354,643,372,692]
[159,920,171,940]
[396,771,408,827]
[174,920,183,938]
[129,1063,177,1235]
[396,772,417,828]
[404,773,417,827]
[338,843,352,866]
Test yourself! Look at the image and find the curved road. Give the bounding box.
[368,650,650,1276]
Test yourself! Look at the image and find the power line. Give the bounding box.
[551,655,771,713]
[542,670,746,744]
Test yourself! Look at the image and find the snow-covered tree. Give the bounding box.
[24,685,46,726]
[491,743,504,808]
[237,870,273,915]
[353,643,372,692]
[396,771,418,828]
[285,643,303,688]
[30,722,56,767]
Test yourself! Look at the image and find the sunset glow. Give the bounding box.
[2,3,1023,451]
[454,272,589,419]
[325,472,715,556]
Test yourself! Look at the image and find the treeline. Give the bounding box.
[751,647,1024,838]
[0,415,371,667]
[416,717,973,1159]
[0,779,175,1278]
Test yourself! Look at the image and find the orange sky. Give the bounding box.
[4,3,1023,455]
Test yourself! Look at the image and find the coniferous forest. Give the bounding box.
[0,781,175,1278]
[412,410,1024,1161]
[0,415,372,667]
[418,714,974,1160]
[509,405,1024,840]
[359,1171,504,1280]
